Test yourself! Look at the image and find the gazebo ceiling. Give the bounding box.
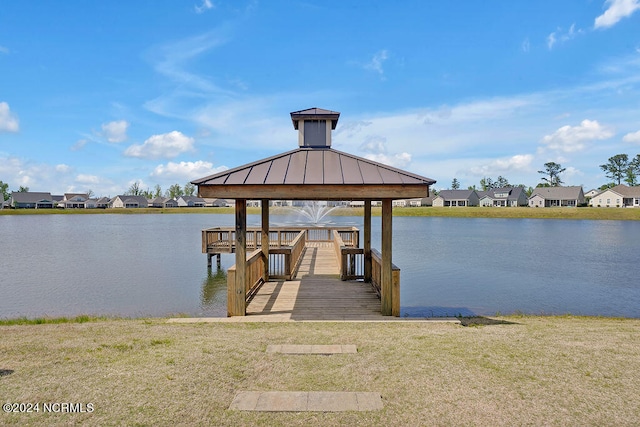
[192,108,436,201]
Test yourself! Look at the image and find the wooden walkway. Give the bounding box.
[244,242,385,321]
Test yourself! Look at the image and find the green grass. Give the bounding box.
[3,206,640,220]
[1,316,639,426]
[0,315,110,326]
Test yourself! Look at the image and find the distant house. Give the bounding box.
[150,197,178,208]
[177,196,206,207]
[95,197,110,209]
[432,190,479,207]
[584,189,599,201]
[205,198,231,207]
[9,192,54,209]
[58,193,89,209]
[110,195,149,208]
[528,186,584,207]
[589,184,640,208]
[479,187,528,207]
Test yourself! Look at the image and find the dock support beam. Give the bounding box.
[229,199,247,316]
[364,199,372,283]
[381,198,394,316]
[261,199,269,283]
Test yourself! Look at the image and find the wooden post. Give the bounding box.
[229,199,247,316]
[261,198,269,282]
[381,199,393,316]
[364,199,372,283]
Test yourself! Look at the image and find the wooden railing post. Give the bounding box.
[229,199,247,316]
[381,199,393,316]
[261,199,269,282]
[364,200,372,282]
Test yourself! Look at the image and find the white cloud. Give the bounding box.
[71,139,88,151]
[0,102,19,132]
[469,154,534,176]
[547,24,582,50]
[151,160,225,180]
[0,45,9,54]
[547,32,557,50]
[595,0,640,29]
[124,131,195,159]
[195,0,214,14]
[76,174,100,184]
[541,119,614,153]
[364,50,389,75]
[623,130,640,143]
[55,164,71,173]
[101,120,129,143]
[364,152,412,169]
[521,38,530,53]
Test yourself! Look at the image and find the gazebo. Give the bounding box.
[192,108,436,316]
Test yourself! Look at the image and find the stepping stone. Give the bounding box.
[266,344,357,354]
[229,391,383,412]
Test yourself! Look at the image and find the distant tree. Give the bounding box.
[184,183,196,196]
[627,154,640,186]
[538,162,565,187]
[153,184,163,198]
[166,184,183,199]
[142,189,153,199]
[524,186,534,197]
[468,185,477,191]
[125,181,142,196]
[86,189,95,199]
[479,177,494,191]
[495,176,510,188]
[599,182,615,191]
[0,181,9,201]
[18,186,30,192]
[600,154,629,186]
[451,178,460,190]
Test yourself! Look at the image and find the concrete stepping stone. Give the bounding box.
[229,391,382,412]
[266,344,357,354]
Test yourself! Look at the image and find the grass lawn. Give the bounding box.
[3,206,640,220]
[2,316,639,426]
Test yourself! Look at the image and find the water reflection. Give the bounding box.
[200,266,227,309]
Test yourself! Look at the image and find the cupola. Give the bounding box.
[290,107,340,148]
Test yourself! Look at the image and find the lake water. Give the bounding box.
[1,213,639,319]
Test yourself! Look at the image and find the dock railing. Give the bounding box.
[371,248,400,316]
[202,226,359,255]
[333,230,364,280]
[226,249,265,309]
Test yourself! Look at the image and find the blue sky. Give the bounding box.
[1,0,640,196]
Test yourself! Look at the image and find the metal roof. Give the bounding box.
[192,147,435,200]
[193,147,434,186]
[290,108,341,130]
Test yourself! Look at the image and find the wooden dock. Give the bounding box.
[244,242,385,321]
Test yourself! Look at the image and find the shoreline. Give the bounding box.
[2,206,640,220]
[1,312,637,326]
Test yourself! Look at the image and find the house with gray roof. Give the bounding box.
[177,195,206,207]
[9,192,54,209]
[58,193,89,209]
[588,184,640,207]
[150,197,178,208]
[432,190,479,207]
[479,187,528,207]
[528,186,584,207]
[110,195,149,208]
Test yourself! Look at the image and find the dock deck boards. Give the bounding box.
[245,243,385,321]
